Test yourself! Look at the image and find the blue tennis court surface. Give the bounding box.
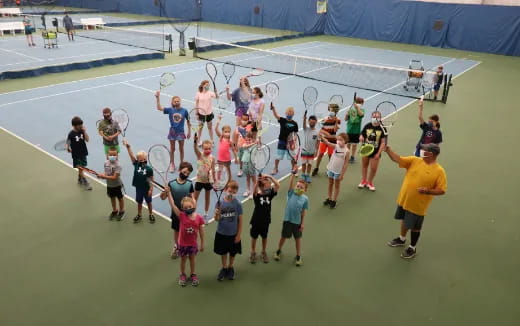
[0,40,479,220]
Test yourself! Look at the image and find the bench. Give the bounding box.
[0,7,22,17]
[79,17,105,29]
[0,21,24,36]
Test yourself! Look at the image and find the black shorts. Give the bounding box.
[250,223,269,239]
[171,212,179,231]
[195,182,212,191]
[213,232,242,256]
[366,147,382,159]
[198,113,214,123]
[72,156,87,168]
[281,221,302,239]
[394,206,424,230]
[107,186,123,199]
[347,133,360,144]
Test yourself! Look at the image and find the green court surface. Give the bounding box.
[1,33,519,326]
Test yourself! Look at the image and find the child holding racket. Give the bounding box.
[165,190,205,286]
[249,175,279,264]
[271,104,299,175]
[233,113,253,177]
[98,108,122,157]
[320,133,351,209]
[226,77,251,126]
[358,111,387,191]
[213,180,243,281]
[345,97,365,163]
[160,162,194,258]
[123,140,156,223]
[247,87,265,130]
[193,133,215,221]
[215,115,238,178]
[67,116,92,191]
[301,111,319,183]
[97,147,125,220]
[415,99,442,156]
[312,104,341,176]
[195,80,217,145]
[273,172,308,266]
[155,92,191,172]
[239,131,257,197]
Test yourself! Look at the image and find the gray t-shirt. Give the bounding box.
[63,16,74,29]
[104,160,123,188]
[98,119,121,146]
[216,198,243,236]
[231,88,250,110]
[302,126,319,155]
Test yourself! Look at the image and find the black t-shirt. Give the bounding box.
[67,130,88,158]
[361,123,386,149]
[417,122,443,148]
[278,117,299,141]
[251,188,278,226]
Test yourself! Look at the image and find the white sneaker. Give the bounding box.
[367,183,376,191]
[243,191,250,197]
[237,170,243,177]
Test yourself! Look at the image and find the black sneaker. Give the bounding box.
[117,211,125,221]
[217,268,227,281]
[323,198,331,206]
[401,246,417,259]
[226,267,235,280]
[83,179,92,191]
[387,237,406,247]
[349,156,355,163]
[133,215,142,223]
[311,168,319,176]
[108,211,118,220]
[329,200,337,209]
[149,214,156,224]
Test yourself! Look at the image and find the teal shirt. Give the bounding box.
[284,189,309,225]
[132,162,153,190]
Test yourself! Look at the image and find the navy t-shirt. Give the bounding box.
[67,130,88,158]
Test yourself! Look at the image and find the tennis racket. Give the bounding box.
[217,91,231,114]
[222,61,235,85]
[213,162,230,208]
[251,143,271,176]
[54,139,68,151]
[206,62,218,92]
[359,143,375,157]
[148,144,171,188]
[78,166,99,176]
[152,180,166,191]
[312,101,330,125]
[111,108,129,140]
[329,94,344,108]
[303,86,318,110]
[159,72,175,90]
[256,111,276,138]
[375,101,398,135]
[286,131,301,162]
[247,68,264,77]
[96,117,119,139]
[189,108,202,133]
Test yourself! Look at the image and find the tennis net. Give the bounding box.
[74,26,172,53]
[194,37,440,99]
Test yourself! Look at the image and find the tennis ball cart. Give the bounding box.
[42,30,58,48]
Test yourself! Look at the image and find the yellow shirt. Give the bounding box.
[396,156,447,216]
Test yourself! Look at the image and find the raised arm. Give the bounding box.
[303,110,308,129]
[270,102,280,120]
[193,133,202,159]
[165,188,182,216]
[155,91,164,112]
[418,97,425,124]
[268,175,280,192]
[215,115,222,137]
[123,140,137,163]
[288,172,296,190]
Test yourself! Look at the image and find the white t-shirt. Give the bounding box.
[327,144,350,174]
[195,91,216,115]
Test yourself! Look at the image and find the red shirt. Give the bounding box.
[178,212,204,247]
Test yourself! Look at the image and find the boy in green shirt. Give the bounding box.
[345,96,365,163]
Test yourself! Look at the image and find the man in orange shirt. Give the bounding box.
[384,143,447,259]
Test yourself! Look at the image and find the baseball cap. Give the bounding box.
[420,143,440,155]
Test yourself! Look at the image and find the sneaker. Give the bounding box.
[83,179,92,191]
[117,211,125,221]
[401,246,417,259]
[270,169,278,175]
[178,273,187,287]
[133,215,142,223]
[169,163,176,173]
[243,191,250,197]
[217,268,227,281]
[108,211,118,220]
[388,237,406,247]
[329,200,337,209]
[358,180,367,189]
[226,267,235,280]
[191,274,199,287]
[295,256,303,266]
[349,156,355,163]
[311,168,319,176]
[237,170,243,177]
[149,214,156,223]
[367,183,376,192]
[323,198,331,206]
[306,175,312,184]
[261,252,269,264]
[77,177,82,185]
[274,250,281,261]
[249,252,257,264]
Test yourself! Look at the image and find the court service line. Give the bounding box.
[0,47,45,62]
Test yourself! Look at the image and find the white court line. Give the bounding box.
[0,126,171,222]
[0,47,45,62]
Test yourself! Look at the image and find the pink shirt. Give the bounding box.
[178,212,205,247]
[217,137,232,162]
[195,91,216,115]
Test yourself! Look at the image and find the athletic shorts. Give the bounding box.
[198,113,214,123]
[72,156,87,168]
[178,245,198,257]
[347,133,360,144]
[217,160,231,167]
[326,170,341,180]
[433,83,441,91]
[168,128,186,141]
[238,147,245,161]
[276,149,291,160]
[171,212,180,231]
[394,205,424,230]
[107,185,123,199]
[281,221,302,239]
[213,232,242,256]
[135,187,152,204]
[301,151,316,164]
[243,162,255,176]
[104,145,120,155]
[319,142,334,155]
[250,224,269,239]
[195,182,212,191]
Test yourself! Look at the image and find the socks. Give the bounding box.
[399,235,406,241]
[410,231,421,247]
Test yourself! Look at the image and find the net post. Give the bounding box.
[292,56,298,76]
[442,74,453,104]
